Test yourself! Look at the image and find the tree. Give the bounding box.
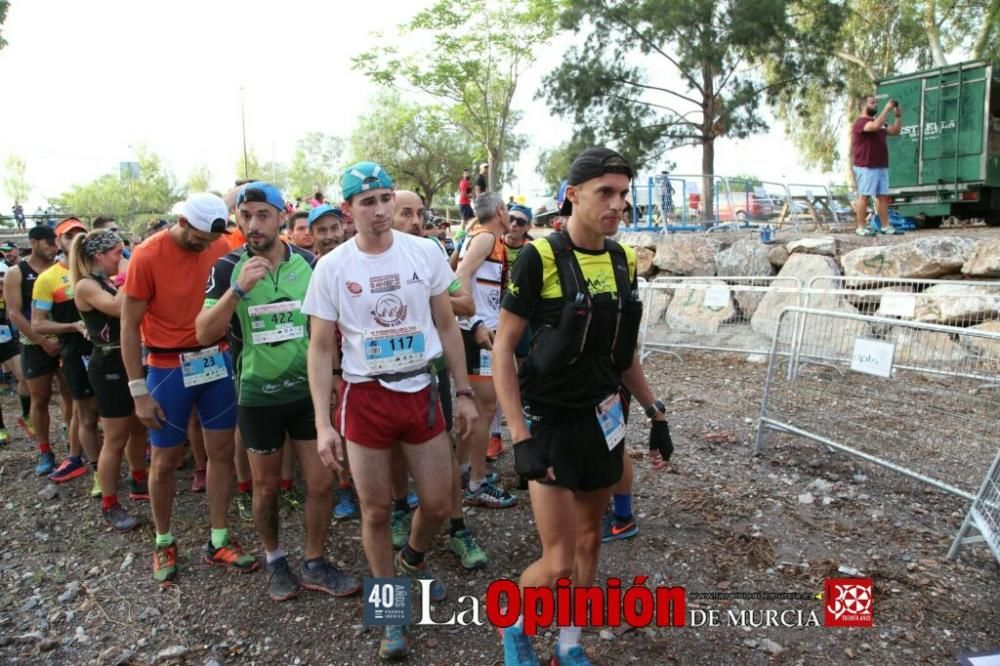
[535,133,596,194]
[235,149,288,191]
[354,0,557,191]
[287,132,344,199]
[0,0,9,51]
[51,147,179,232]
[542,0,844,217]
[185,163,213,194]
[349,92,479,206]
[2,154,31,203]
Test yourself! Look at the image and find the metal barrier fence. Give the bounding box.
[805,276,1000,328]
[949,449,1000,564]
[639,276,803,359]
[754,307,1000,557]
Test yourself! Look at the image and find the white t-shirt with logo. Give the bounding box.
[302,230,455,393]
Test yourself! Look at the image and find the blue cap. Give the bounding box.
[507,203,533,222]
[237,182,285,211]
[342,162,394,201]
[308,204,344,227]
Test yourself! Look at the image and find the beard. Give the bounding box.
[866,106,877,117]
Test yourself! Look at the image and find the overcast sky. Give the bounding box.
[0,0,834,211]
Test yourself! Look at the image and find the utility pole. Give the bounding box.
[240,87,249,180]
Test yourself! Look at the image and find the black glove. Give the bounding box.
[649,420,674,460]
[513,437,549,480]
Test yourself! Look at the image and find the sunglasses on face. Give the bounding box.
[511,216,529,226]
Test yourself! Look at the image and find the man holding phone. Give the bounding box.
[852,95,903,236]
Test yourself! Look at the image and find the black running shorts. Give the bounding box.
[527,401,624,492]
[238,398,316,455]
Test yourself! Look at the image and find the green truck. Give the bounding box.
[878,60,1000,227]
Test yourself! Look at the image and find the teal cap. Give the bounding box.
[342,162,394,201]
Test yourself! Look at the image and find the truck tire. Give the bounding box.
[914,215,943,229]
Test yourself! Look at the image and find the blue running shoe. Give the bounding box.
[379,624,409,660]
[406,491,419,509]
[601,511,639,543]
[334,486,360,520]
[35,451,55,476]
[553,645,592,665]
[502,625,539,666]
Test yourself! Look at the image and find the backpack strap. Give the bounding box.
[603,239,633,303]
[545,231,589,304]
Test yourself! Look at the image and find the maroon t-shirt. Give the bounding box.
[852,116,889,168]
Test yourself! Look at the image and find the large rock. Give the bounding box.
[653,236,723,276]
[635,247,657,278]
[715,238,774,277]
[912,283,1000,325]
[768,245,789,268]
[961,321,1000,358]
[888,328,966,365]
[664,279,736,334]
[841,236,978,279]
[642,287,672,327]
[787,237,837,257]
[751,254,858,342]
[961,239,1000,276]
[617,231,660,250]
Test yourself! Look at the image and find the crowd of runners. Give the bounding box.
[0,147,674,665]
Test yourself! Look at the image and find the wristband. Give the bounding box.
[128,379,149,397]
[231,285,250,301]
[456,388,475,399]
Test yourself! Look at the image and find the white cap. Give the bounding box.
[175,193,230,234]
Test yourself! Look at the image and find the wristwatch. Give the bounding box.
[644,400,666,419]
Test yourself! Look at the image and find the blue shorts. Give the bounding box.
[854,167,889,197]
[146,352,237,447]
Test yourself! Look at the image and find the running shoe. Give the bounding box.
[90,474,102,498]
[855,227,876,237]
[265,557,301,602]
[459,467,499,490]
[406,491,419,509]
[486,433,503,461]
[128,478,150,502]
[390,509,412,550]
[395,550,446,602]
[552,645,593,665]
[333,486,360,520]
[448,528,488,569]
[203,539,259,572]
[280,486,305,512]
[601,512,639,543]
[300,559,361,597]
[35,451,55,476]
[17,416,35,440]
[464,481,517,509]
[502,625,540,666]
[880,225,900,235]
[190,467,206,493]
[0,428,8,447]
[234,491,253,522]
[153,543,178,586]
[379,625,409,661]
[102,504,139,532]
[48,457,87,483]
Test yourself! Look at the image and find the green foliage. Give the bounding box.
[287,132,344,199]
[51,147,179,233]
[349,92,479,206]
[236,149,289,191]
[536,132,595,193]
[184,163,213,195]
[2,154,31,203]
[0,0,9,50]
[542,0,845,213]
[725,173,763,192]
[353,0,557,191]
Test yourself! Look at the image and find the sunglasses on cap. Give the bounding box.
[510,216,530,226]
